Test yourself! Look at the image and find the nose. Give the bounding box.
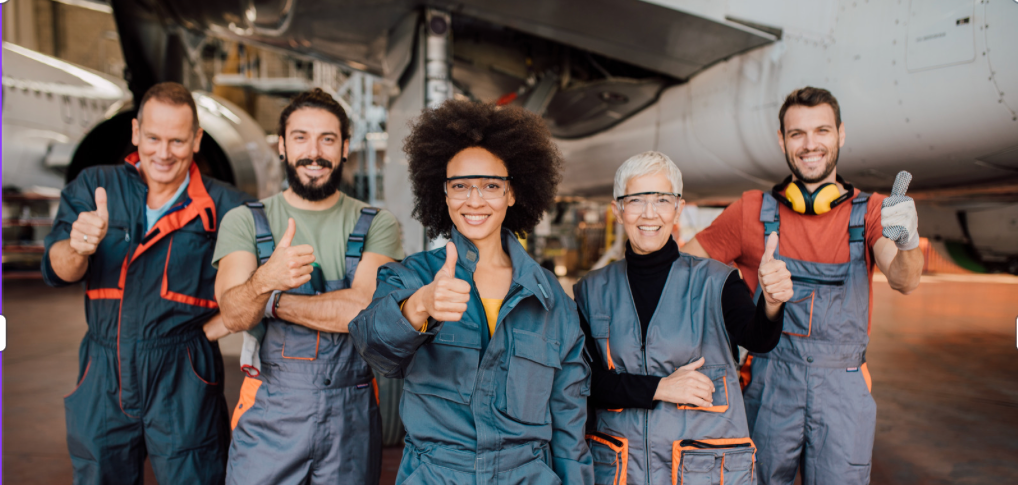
[308,142,320,160]
[157,141,171,160]
[803,133,820,151]
[465,186,486,206]
[641,200,658,218]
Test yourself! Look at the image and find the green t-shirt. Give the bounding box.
[212,192,405,281]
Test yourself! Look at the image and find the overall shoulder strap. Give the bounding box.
[345,207,380,282]
[760,191,781,236]
[848,192,870,243]
[848,192,870,260]
[245,201,274,265]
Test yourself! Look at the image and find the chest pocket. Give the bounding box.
[162,227,218,308]
[588,313,617,372]
[782,276,846,341]
[676,364,730,413]
[88,221,131,292]
[403,320,482,404]
[505,329,561,425]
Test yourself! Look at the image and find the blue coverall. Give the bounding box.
[350,228,594,485]
[43,153,253,485]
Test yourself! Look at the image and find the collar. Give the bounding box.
[449,227,552,311]
[124,152,217,262]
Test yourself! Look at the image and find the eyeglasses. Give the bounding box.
[445,175,512,200]
[616,192,681,215]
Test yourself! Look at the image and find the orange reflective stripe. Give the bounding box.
[782,291,815,337]
[671,437,756,485]
[861,362,872,392]
[232,377,263,430]
[129,161,216,264]
[677,372,729,413]
[605,320,616,371]
[607,408,623,413]
[160,236,219,309]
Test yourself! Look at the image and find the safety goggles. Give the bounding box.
[444,175,512,200]
[615,191,681,215]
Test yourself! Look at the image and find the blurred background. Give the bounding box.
[3,0,1017,483]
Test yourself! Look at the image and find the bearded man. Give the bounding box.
[213,88,404,485]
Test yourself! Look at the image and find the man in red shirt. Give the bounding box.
[684,87,923,485]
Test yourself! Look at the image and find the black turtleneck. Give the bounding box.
[579,237,784,410]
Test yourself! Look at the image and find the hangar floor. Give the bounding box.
[3,274,1016,484]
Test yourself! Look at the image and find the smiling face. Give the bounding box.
[778,104,845,185]
[613,172,684,255]
[446,147,515,244]
[278,107,349,201]
[131,99,202,187]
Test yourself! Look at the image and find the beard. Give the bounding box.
[785,144,839,184]
[283,156,344,202]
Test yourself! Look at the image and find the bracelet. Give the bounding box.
[264,290,282,319]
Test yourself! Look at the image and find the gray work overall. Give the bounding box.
[575,254,759,485]
[227,202,382,485]
[743,192,875,485]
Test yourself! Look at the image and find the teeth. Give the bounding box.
[801,156,822,163]
[464,215,489,221]
[638,226,660,231]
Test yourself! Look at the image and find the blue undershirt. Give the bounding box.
[145,172,190,233]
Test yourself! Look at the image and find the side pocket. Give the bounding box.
[186,347,219,386]
[783,287,816,337]
[231,377,263,430]
[671,438,756,485]
[587,431,628,485]
[506,329,561,424]
[64,359,93,400]
[677,365,729,413]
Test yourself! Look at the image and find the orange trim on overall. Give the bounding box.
[782,291,815,337]
[64,360,92,398]
[281,331,321,360]
[161,236,219,308]
[372,377,380,406]
[861,362,872,392]
[586,432,629,485]
[86,288,123,299]
[232,377,263,430]
[671,437,756,485]
[677,373,729,413]
[739,355,754,391]
[127,156,217,264]
[113,153,216,419]
[605,326,616,371]
[186,348,219,385]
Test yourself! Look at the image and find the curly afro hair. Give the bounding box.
[404,99,563,240]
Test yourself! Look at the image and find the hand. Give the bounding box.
[653,357,715,407]
[202,314,230,342]
[419,242,472,322]
[254,218,315,292]
[881,171,919,251]
[68,187,109,256]
[758,233,793,304]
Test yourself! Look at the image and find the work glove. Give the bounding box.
[881,171,920,251]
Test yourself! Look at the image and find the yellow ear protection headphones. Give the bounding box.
[772,175,853,215]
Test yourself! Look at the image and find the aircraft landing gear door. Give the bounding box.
[906,0,976,72]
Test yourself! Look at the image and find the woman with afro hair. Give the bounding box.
[350,100,593,485]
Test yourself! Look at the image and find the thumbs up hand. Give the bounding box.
[255,218,316,292]
[418,242,472,323]
[758,233,793,305]
[881,171,919,251]
[69,187,111,256]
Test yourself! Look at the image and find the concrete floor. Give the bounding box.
[3,274,1016,483]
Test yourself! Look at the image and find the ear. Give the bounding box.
[342,138,350,158]
[673,199,686,225]
[277,136,286,160]
[776,129,787,155]
[192,127,204,153]
[838,123,846,148]
[507,184,516,207]
[611,200,622,222]
[131,118,140,147]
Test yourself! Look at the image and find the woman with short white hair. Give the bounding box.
[575,151,792,485]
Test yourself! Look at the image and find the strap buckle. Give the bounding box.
[763,221,780,235]
[345,235,366,259]
[848,225,865,242]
